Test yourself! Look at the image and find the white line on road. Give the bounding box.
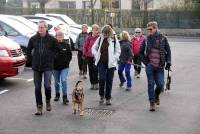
[0,90,9,95]
[27,78,33,82]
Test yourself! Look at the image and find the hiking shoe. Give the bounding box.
[63,95,69,105]
[106,99,112,105]
[119,82,125,87]
[35,105,43,116]
[46,100,52,111]
[99,97,104,104]
[54,93,60,101]
[149,102,155,112]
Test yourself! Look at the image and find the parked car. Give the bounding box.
[24,15,75,49]
[3,15,38,32]
[34,14,85,43]
[0,34,26,79]
[0,15,36,55]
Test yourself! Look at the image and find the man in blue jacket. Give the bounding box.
[27,20,60,115]
[139,21,171,111]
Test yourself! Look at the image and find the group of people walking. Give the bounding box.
[27,20,171,115]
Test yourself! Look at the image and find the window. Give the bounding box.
[192,0,200,3]
[59,1,76,9]
[0,22,19,36]
[83,1,91,9]
[102,0,119,9]
[112,0,119,9]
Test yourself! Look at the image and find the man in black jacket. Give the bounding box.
[139,21,171,111]
[27,20,60,115]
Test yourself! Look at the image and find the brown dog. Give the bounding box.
[72,81,84,116]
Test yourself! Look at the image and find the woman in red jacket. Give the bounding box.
[131,28,145,78]
[83,24,100,90]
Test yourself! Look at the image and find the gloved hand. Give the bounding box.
[165,63,171,70]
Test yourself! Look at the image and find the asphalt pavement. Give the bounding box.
[0,37,200,134]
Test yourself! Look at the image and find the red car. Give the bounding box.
[0,36,26,79]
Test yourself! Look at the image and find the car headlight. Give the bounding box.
[0,50,9,57]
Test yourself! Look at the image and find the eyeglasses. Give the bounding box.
[147,28,153,31]
[136,32,141,33]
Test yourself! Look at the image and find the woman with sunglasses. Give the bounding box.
[131,28,145,78]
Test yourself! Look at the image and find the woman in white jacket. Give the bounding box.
[92,25,121,105]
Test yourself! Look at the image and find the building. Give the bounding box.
[22,0,132,10]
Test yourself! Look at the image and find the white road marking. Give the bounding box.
[7,77,34,82]
[0,90,9,95]
[27,78,33,82]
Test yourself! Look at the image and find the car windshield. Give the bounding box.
[0,17,35,35]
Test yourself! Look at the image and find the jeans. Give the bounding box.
[145,64,164,102]
[77,51,87,75]
[53,68,69,96]
[118,63,132,88]
[98,63,115,100]
[87,57,98,84]
[34,70,52,106]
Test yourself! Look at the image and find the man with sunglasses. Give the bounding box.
[139,21,171,111]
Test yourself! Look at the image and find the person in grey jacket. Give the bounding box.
[75,24,88,79]
[139,21,171,111]
[118,31,134,91]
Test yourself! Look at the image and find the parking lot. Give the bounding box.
[0,37,200,134]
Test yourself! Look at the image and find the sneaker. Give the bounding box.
[149,102,155,111]
[119,82,124,87]
[99,97,104,104]
[35,105,43,116]
[106,99,112,105]
[46,100,52,111]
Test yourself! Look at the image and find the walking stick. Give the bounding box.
[165,68,172,91]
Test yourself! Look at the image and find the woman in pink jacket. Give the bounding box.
[83,24,100,90]
[131,28,145,78]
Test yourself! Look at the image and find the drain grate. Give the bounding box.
[83,108,115,119]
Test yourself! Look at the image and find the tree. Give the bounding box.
[36,0,48,13]
[0,0,6,13]
[90,0,98,24]
[132,0,140,10]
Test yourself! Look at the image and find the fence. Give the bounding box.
[0,7,200,29]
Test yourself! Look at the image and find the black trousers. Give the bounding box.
[77,51,87,75]
[87,57,98,84]
[133,56,141,74]
[34,70,52,106]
